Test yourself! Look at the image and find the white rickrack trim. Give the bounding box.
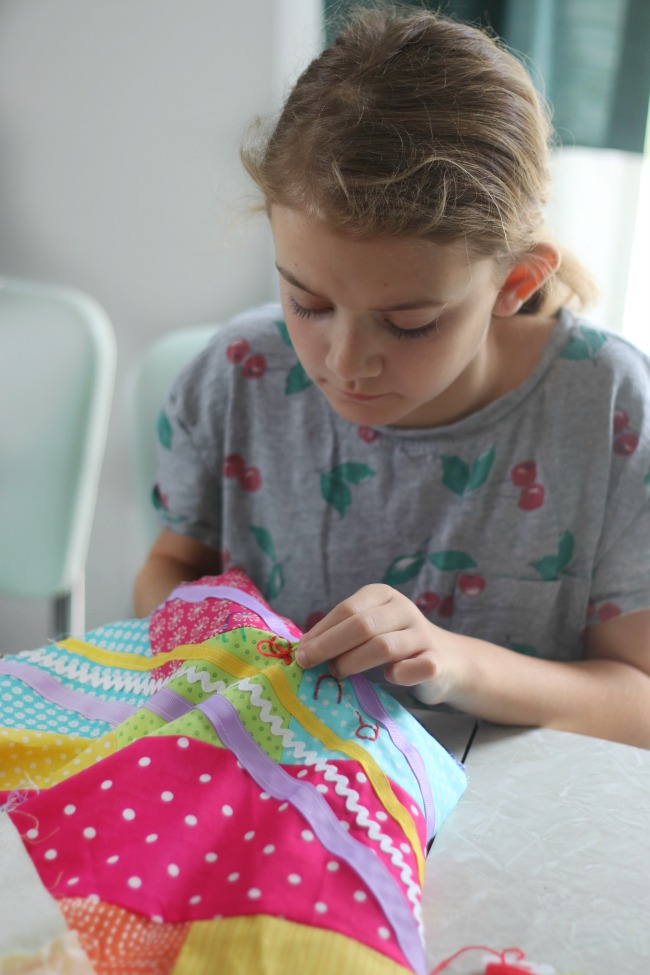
[24,647,166,697]
[238,675,423,937]
[175,665,228,695]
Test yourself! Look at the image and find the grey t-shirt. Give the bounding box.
[155,302,650,665]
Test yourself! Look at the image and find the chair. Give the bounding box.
[0,277,116,640]
[130,323,221,553]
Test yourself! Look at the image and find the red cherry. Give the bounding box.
[223,453,246,478]
[518,483,545,511]
[438,595,454,618]
[226,338,250,364]
[613,432,639,456]
[613,409,629,435]
[415,592,439,615]
[358,426,380,443]
[242,354,267,379]
[458,572,485,596]
[510,461,537,487]
[597,602,621,622]
[240,466,262,491]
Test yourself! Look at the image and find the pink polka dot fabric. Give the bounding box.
[2,570,466,975]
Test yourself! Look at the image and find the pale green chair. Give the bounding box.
[130,323,221,553]
[0,277,116,641]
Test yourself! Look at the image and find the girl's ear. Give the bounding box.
[492,243,561,317]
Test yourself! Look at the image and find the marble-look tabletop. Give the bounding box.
[422,723,650,975]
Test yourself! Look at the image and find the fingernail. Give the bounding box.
[295,647,308,668]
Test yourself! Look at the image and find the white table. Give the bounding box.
[422,723,650,974]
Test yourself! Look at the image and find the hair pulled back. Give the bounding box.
[242,5,595,312]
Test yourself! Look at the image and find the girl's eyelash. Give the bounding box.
[386,319,439,340]
[288,294,439,339]
[288,296,329,319]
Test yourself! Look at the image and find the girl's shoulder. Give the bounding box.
[549,309,650,401]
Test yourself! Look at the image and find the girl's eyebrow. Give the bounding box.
[275,264,444,312]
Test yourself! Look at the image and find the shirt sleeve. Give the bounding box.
[152,335,227,553]
[588,359,650,623]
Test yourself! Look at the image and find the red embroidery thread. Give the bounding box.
[256,636,294,666]
[354,710,380,741]
[313,674,343,704]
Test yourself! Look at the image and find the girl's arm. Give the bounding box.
[133,530,221,617]
[295,584,650,749]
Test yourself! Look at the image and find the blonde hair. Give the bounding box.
[241,4,596,313]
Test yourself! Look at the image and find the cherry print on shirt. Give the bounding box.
[357,426,381,444]
[226,338,250,364]
[415,592,439,615]
[242,354,267,379]
[240,466,262,491]
[457,572,486,596]
[320,463,376,517]
[518,483,545,511]
[224,454,263,492]
[612,405,639,456]
[595,601,622,623]
[510,460,545,511]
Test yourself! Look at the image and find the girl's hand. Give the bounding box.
[295,583,468,706]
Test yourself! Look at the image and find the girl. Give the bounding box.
[134,5,650,748]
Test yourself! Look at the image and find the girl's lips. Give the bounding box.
[337,389,386,401]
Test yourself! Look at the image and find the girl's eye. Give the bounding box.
[385,319,439,340]
[288,295,330,319]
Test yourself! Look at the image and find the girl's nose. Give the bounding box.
[325,316,381,382]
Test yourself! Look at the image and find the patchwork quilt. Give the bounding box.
[0,570,467,975]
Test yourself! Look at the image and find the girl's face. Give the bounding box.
[270,206,510,429]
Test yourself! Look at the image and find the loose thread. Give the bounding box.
[429,946,533,975]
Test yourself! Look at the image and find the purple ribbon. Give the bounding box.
[198,692,426,975]
[166,584,297,642]
[0,658,137,726]
[350,675,436,842]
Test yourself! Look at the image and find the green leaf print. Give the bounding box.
[383,552,426,586]
[467,447,496,491]
[331,462,376,484]
[265,563,285,601]
[441,448,495,496]
[560,327,607,362]
[428,550,478,571]
[320,473,353,517]
[157,409,173,449]
[320,463,376,516]
[529,554,559,581]
[530,530,574,581]
[285,361,313,395]
[557,531,574,572]
[250,525,277,562]
[274,319,292,347]
[441,457,470,496]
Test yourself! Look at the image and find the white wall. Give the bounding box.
[0,0,321,651]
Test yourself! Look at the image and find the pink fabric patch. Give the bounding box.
[149,569,302,679]
[10,735,416,970]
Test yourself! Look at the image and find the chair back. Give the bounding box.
[130,323,221,551]
[0,277,116,632]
